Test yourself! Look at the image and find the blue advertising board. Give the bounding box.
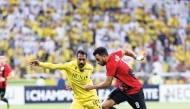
[143,85,159,101]
[25,86,73,103]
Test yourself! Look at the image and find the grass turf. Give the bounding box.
[0,102,189,109]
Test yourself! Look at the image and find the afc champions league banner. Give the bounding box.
[24,86,114,103]
[24,85,159,103]
[25,86,74,103]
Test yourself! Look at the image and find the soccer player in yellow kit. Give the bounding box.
[29,50,101,109]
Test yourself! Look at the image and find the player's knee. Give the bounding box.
[109,107,116,109]
[102,104,112,109]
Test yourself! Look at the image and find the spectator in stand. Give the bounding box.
[0,0,189,84]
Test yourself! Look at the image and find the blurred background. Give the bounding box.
[0,0,190,108]
[1,0,190,85]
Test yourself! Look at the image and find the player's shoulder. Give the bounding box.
[4,64,11,68]
[110,50,122,55]
[66,61,75,66]
[2,64,12,71]
[110,50,122,58]
[86,62,93,70]
[85,62,94,70]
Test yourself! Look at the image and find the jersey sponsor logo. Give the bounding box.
[72,73,88,81]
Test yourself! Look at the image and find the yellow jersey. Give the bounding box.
[39,61,98,100]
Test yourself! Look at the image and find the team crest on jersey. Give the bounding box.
[0,66,4,74]
[85,70,90,73]
[1,67,4,71]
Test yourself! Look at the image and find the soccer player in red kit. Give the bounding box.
[0,54,14,109]
[85,47,147,109]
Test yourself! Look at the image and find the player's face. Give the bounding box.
[77,53,87,68]
[94,54,106,66]
[0,56,6,64]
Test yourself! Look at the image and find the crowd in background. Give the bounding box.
[0,0,190,85]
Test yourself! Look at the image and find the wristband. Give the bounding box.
[136,56,143,61]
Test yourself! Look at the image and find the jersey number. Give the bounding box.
[92,99,101,107]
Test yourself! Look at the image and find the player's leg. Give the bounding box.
[102,87,126,109]
[132,88,146,109]
[124,88,146,109]
[102,98,117,109]
[0,88,9,109]
[69,99,85,109]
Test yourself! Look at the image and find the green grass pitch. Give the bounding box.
[0,102,189,109]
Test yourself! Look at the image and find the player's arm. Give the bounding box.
[121,49,147,61]
[29,60,66,70]
[39,62,65,69]
[0,72,14,82]
[84,76,114,90]
[6,71,14,80]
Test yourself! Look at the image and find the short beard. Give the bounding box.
[101,61,106,66]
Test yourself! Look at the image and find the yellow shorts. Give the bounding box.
[69,97,102,109]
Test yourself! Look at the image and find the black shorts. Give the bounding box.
[108,87,146,109]
[0,88,6,98]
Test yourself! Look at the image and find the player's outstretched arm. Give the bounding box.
[121,49,147,61]
[29,60,64,70]
[84,76,114,91]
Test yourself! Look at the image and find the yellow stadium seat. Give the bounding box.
[164,79,171,84]
[178,79,185,84]
[171,79,178,84]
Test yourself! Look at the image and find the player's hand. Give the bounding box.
[0,77,5,82]
[66,85,72,90]
[84,85,94,91]
[29,60,40,67]
[136,52,147,61]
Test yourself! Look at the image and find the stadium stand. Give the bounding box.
[0,0,190,85]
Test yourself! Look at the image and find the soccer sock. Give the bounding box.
[2,98,9,109]
[2,98,8,104]
[109,107,116,109]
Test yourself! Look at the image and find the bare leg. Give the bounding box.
[102,98,116,109]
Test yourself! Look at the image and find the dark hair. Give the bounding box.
[77,50,88,58]
[93,47,108,56]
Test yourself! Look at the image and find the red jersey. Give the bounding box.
[106,51,142,94]
[0,64,12,89]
